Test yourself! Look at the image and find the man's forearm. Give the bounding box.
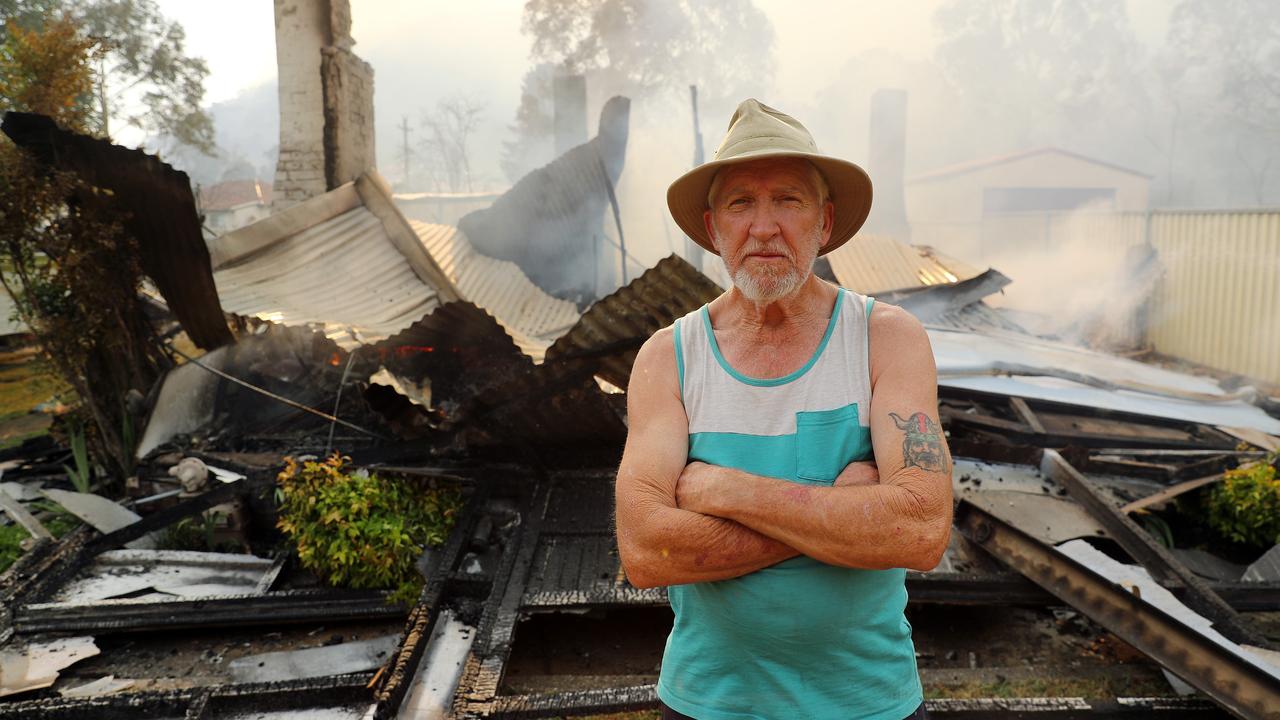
[618,502,798,588]
[692,467,950,571]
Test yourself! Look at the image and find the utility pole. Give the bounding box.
[686,85,706,268]
[399,116,413,188]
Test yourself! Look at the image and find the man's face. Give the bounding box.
[703,158,833,303]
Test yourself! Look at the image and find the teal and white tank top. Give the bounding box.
[658,287,924,720]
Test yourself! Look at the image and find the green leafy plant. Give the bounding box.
[63,421,91,493]
[275,454,463,604]
[1206,455,1280,550]
[155,512,238,553]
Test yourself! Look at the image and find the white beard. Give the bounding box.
[717,222,822,303]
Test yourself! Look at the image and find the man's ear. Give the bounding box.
[703,210,718,252]
[819,200,835,248]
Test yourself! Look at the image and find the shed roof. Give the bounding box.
[908,147,1152,184]
[198,180,272,212]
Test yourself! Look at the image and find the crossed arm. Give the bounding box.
[614,305,953,589]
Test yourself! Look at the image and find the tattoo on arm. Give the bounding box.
[888,412,947,472]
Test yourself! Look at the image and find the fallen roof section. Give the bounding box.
[458,96,631,301]
[413,221,580,361]
[544,254,723,390]
[1,112,233,350]
[931,327,1280,435]
[209,172,459,348]
[825,233,983,295]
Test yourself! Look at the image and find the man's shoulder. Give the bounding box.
[629,325,679,393]
[868,300,927,340]
[866,301,932,381]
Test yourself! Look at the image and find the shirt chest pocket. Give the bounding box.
[794,404,872,484]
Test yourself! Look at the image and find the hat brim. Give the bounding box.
[666,150,873,256]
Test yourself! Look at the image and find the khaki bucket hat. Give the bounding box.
[667,98,873,256]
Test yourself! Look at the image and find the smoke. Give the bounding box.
[975,205,1161,349]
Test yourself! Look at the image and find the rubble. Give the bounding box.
[0,637,99,698]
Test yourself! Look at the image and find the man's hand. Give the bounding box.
[835,461,879,487]
[675,461,724,514]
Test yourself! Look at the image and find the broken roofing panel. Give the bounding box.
[544,254,723,390]
[209,173,459,348]
[368,302,627,451]
[931,327,1280,434]
[51,549,273,603]
[458,96,631,302]
[825,233,983,295]
[413,221,580,362]
[1,112,233,350]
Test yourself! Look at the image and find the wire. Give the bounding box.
[167,345,388,441]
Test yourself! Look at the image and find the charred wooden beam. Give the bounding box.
[370,483,488,717]
[15,590,403,635]
[956,500,1280,720]
[87,477,257,555]
[1042,449,1272,649]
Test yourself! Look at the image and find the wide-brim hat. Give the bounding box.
[667,98,873,256]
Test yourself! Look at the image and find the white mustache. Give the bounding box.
[737,241,795,262]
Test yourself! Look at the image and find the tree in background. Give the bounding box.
[0,0,212,153]
[500,63,554,184]
[0,13,167,480]
[1163,0,1280,205]
[503,0,774,181]
[418,95,485,193]
[522,0,773,105]
[0,14,99,126]
[933,0,1148,155]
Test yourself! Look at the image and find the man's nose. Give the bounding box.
[747,201,781,241]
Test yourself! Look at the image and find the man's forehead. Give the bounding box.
[716,158,818,190]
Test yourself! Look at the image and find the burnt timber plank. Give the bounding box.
[956,500,1280,720]
[1042,449,1272,649]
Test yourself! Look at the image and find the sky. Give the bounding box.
[151,0,1173,178]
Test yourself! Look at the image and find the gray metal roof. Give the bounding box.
[545,255,723,390]
[209,175,458,349]
[413,221,580,362]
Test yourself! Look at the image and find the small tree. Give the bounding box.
[0,14,166,480]
[418,95,484,192]
[0,0,213,153]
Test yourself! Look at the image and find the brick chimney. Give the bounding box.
[272,0,376,209]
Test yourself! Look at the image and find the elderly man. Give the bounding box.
[615,99,953,720]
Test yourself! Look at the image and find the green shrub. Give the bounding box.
[1206,456,1280,550]
[275,454,463,603]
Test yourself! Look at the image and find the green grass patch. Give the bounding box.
[0,347,71,421]
[0,501,81,573]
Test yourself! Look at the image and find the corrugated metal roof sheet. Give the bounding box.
[458,96,630,299]
[545,255,723,389]
[413,221,579,362]
[933,327,1280,435]
[211,179,450,349]
[826,233,983,294]
[369,302,627,452]
[2,112,233,349]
